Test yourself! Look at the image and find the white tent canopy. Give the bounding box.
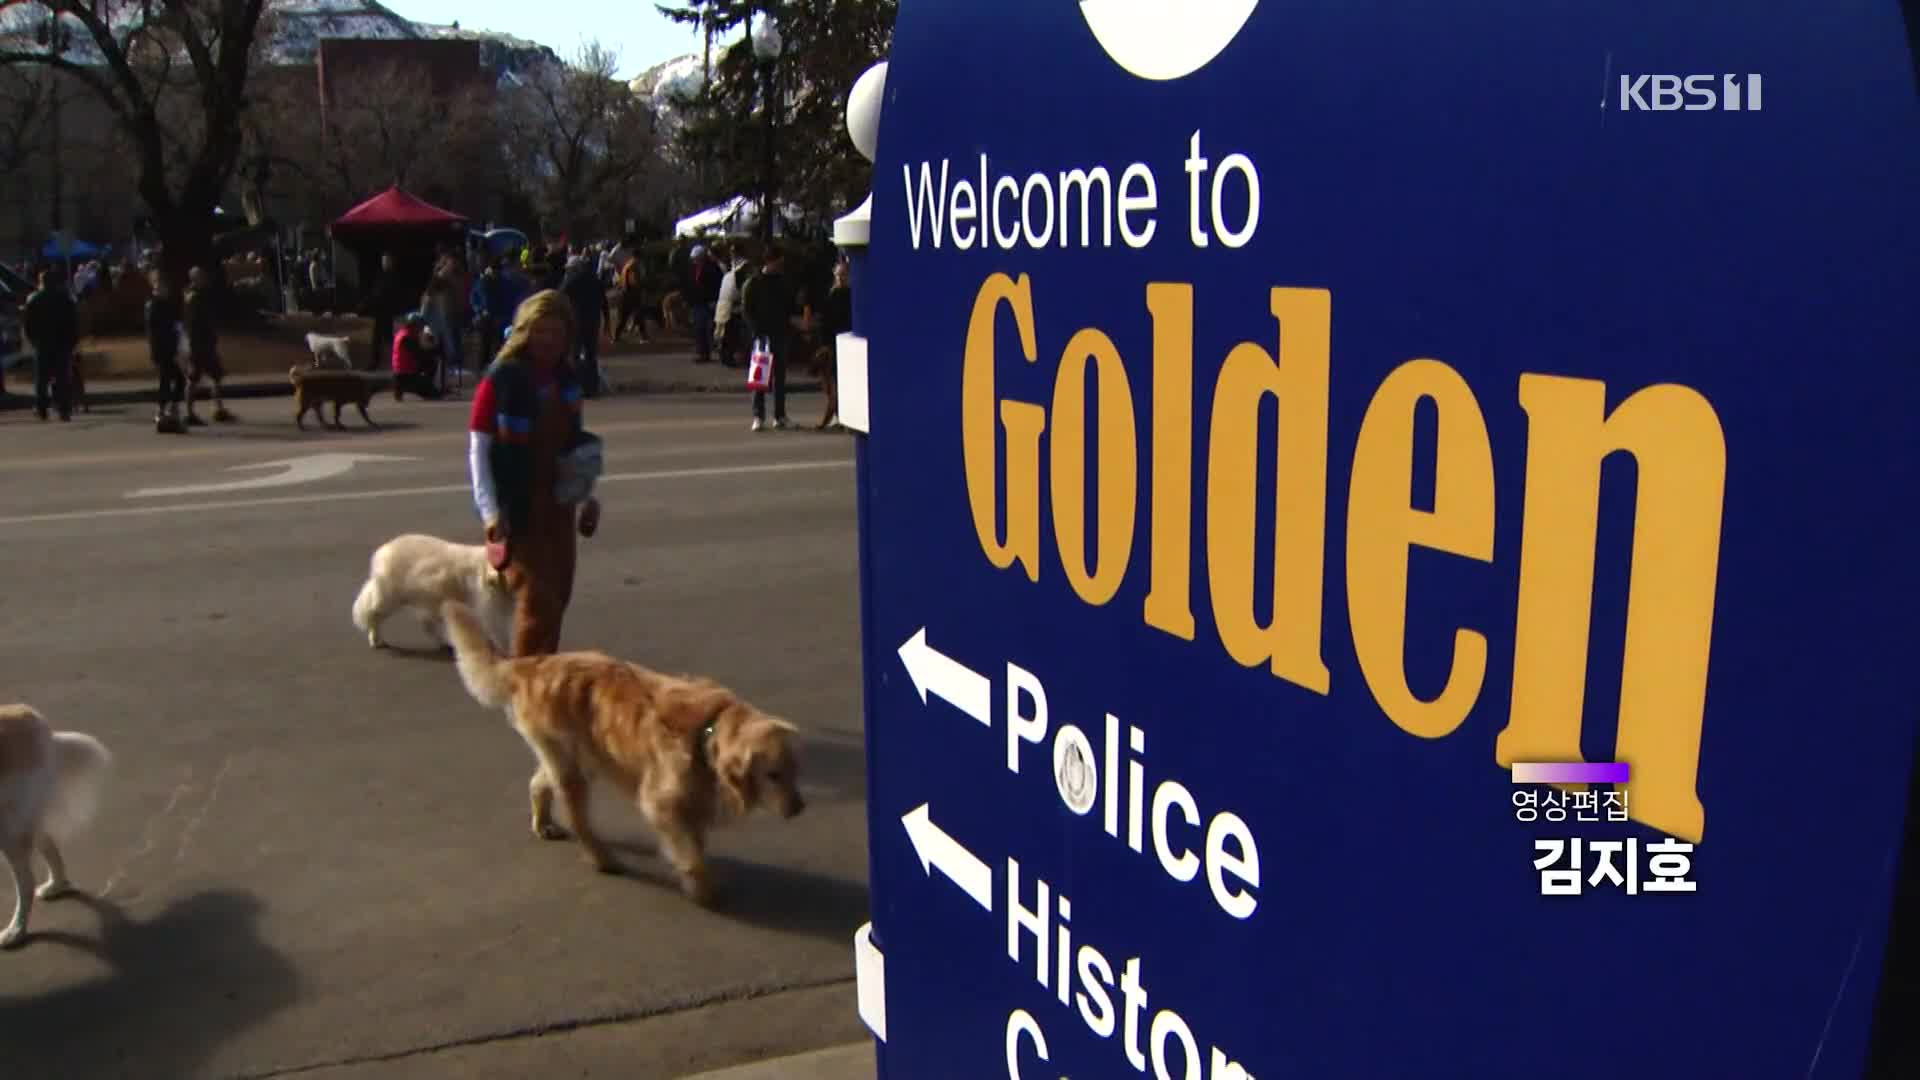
[673,196,806,239]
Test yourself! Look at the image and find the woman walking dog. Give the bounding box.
[466,291,603,657]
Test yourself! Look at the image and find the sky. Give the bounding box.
[387,1,709,79]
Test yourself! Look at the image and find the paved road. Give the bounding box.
[0,392,870,1078]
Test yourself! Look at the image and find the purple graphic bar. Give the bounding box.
[1511,762,1630,785]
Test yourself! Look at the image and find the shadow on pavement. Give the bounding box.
[284,420,426,436]
[0,889,299,1078]
[705,858,871,947]
[12,416,428,440]
[599,818,870,946]
[379,643,456,662]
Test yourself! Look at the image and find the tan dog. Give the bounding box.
[441,600,804,906]
[660,290,689,335]
[0,705,111,949]
[808,343,840,430]
[290,366,378,430]
[352,534,512,652]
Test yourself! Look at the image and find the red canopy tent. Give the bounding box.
[330,185,467,237]
[327,186,469,312]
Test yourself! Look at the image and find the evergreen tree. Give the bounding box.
[655,0,896,230]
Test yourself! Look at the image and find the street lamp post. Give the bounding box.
[751,8,784,246]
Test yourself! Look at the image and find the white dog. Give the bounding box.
[0,704,111,949]
[352,533,513,651]
[305,332,355,370]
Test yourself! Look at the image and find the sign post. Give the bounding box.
[844,4,1919,1077]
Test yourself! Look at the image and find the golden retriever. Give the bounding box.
[0,704,111,949]
[441,600,804,906]
[352,534,512,652]
[290,366,378,430]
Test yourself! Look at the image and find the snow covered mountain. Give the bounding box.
[262,0,419,59]
[629,52,707,133]
[0,0,562,83]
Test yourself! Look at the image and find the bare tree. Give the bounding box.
[246,58,501,222]
[0,64,50,173]
[0,0,274,284]
[0,65,52,248]
[501,40,659,239]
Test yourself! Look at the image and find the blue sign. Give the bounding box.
[847,3,1919,1078]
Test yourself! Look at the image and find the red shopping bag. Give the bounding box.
[746,338,773,391]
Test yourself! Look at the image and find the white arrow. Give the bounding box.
[128,453,419,499]
[897,627,990,726]
[902,803,993,912]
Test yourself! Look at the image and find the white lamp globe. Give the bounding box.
[752,17,783,60]
[845,61,887,163]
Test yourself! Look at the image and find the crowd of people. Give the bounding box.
[354,234,852,434]
[4,261,235,428]
[3,231,853,436]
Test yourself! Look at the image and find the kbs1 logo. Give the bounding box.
[1618,74,1763,112]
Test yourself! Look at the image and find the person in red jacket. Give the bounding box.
[391,313,444,400]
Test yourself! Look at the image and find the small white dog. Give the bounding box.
[0,704,112,949]
[305,332,355,370]
[352,533,513,651]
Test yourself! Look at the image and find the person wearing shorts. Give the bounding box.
[146,270,187,433]
[182,266,234,425]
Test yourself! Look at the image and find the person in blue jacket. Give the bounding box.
[468,257,530,368]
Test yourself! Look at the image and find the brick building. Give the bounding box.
[318,38,491,104]
[314,38,498,220]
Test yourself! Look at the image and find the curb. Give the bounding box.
[617,378,824,396]
[677,1041,875,1080]
[0,381,296,412]
[0,376,826,411]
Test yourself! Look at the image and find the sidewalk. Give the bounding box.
[678,1041,874,1080]
[0,349,821,411]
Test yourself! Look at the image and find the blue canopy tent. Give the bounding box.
[41,235,105,260]
[478,228,528,258]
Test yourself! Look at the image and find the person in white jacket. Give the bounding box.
[712,252,749,368]
[598,241,628,284]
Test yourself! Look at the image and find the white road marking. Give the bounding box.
[0,458,852,528]
[127,452,420,498]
